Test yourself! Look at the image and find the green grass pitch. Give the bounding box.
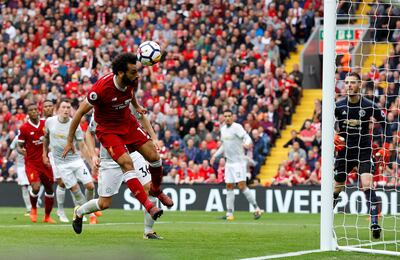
[0,208,397,259]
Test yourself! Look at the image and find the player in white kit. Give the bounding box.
[42,100,70,222]
[211,109,262,220]
[43,99,98,224]
[9,136,31,215]
[83,109,163,239]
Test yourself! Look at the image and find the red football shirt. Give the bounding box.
[87,73,139,135]
[18,119,46,168]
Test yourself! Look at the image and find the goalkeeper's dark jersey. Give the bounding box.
[335,96,386,148]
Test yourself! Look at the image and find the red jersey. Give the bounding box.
[87,73,139,135]
[18,119,46,168]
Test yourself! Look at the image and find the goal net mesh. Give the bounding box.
[334,0,400,254]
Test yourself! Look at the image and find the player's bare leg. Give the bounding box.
[361,173,381,239]
[238,181,262,220]
[138,141,173,208]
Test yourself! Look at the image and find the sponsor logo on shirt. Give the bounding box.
[111,99,131,110]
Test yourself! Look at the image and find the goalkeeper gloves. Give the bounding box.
[334,134,345,151]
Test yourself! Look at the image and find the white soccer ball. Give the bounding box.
[137,41,162,66]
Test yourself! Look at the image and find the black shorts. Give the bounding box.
[334,147,375,183]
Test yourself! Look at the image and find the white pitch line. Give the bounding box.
[0,221,320,228]
[239,249,322,260]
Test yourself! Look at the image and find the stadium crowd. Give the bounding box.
[0,0,324,185]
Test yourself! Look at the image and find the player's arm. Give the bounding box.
[137,112,160,150]
[16,128,27,156]
[62,99,92,158]
[131,83,146,114]
[7,138,17,159]
[334,103,345,151]
[373,105,389,156]
[42,121,51,167]
[235,124,252,149]
[211,141,224,165]
[77,140,93,168]
[85,119,100,174]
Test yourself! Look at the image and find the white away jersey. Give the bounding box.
[216,122,252,163]
[45,116,84,164]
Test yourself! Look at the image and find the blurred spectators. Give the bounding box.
[0,0,318,183]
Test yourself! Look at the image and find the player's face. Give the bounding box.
[27,105,39,120]
[224,112,233,126]
[42,102,54,117]
[121,63,138,86]
[345,76,360,97]
[58,102,71,118]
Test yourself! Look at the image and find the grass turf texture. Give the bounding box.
[0,208,397,259]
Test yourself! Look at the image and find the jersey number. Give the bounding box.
[139,166,149,178]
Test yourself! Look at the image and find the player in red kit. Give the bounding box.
[17,104,55,223]
[63,53,171,234]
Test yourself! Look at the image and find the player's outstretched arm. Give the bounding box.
[62,99,92,158]
[137,113,160,150]
[131,88,147,115]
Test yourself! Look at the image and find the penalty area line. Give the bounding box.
[239,249,322,260]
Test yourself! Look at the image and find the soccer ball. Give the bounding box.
[137,41,162,66]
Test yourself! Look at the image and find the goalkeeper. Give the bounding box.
[333,72,386,239]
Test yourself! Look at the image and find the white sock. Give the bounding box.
[85,188,95,202]
[37,185,44,207]
[226,190,235,216]
[70,190,77,206]
[72,189,87,206]
[77,199,100,217]
[21,186,31,212]
[56,185,66,212]
[242,188,259,209]
[144,196,157,234]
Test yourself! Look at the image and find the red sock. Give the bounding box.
[44,194,54,216]
[149,165,163,193]
[30,194,38,210]
[126,178,154,212]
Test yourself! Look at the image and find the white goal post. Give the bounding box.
[321,0,400,256]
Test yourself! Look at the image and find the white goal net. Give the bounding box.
[330,0,400,256]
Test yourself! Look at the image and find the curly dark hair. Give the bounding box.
[111,53,137,74]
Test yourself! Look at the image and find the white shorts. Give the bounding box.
[16,166,29,186]
[225,161,247,184]
[56,159,92,189]
[48,152,61,180]
[98,153,151,197]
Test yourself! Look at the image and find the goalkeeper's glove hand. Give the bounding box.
[334,134,345,151]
